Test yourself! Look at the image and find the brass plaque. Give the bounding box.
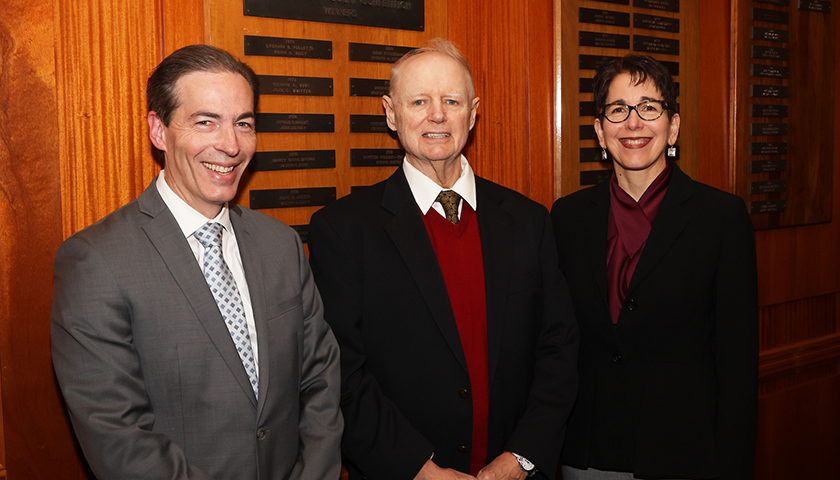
[244,36,332,59]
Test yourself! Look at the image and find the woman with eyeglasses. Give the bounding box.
[551,54,758,480]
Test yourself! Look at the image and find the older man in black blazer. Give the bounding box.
[309,39,578,480]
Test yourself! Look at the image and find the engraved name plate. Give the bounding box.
[633,35,679,55]
[751,104,789,117]
[751,45,790,61]
[798,0,832,13]
[753,7,790,24]
[243,0,425,31]
[579,101,597,117]
[634,0,680,13]
[350,148,406,167]
[750,199,787,214]
[579,54,621,71]
[598,0,630,4]
[579,125,598,140]
[751,27,790,42]
[757,0,790,5]
[750,85,790,98]
[750,142,788,155]
[349,43,414,63]
[750,179,787,194]
[580,147,606,163]
[249,187,337,210]
[579,8,631,27]
[579,31,630,49]
[750,159,788,173]
[350,78,390,97]
[256,113,335,133]
[750,123,788,136]
[350,114,391,133]
[244,36,333,59]
[579,77,595,93]
[250,150,335,172]
[581,170,613,186]
[751,64,790,79]
[634,13,680,32]
[258,75,333,96]
[291,225,310,244]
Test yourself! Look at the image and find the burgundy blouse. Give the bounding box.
[606,162,672,324]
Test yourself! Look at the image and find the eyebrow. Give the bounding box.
[190,111,255,121]
[607,95,660,104]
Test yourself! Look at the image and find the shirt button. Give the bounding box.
[256,428,268,440]
[458,389,469,399]
[613,355,624,364]
[626,299,638,311]
[458,445,470,453]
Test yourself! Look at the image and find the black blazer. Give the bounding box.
[550,164,758,480]
[309,167,579,480]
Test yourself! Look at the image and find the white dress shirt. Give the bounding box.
[156,171,259,376]
[402,155,478,220]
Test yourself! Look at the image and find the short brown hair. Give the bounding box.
[147,44,259,126]
[592,54,678,120]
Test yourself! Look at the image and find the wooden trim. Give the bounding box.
[759,333,840,381]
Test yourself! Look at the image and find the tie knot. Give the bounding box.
[194,222,224,248]
[435,190,462,225]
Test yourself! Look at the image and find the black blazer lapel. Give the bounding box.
[474,178,514,384]
[138,183,258,407]
[381,169,469,375]
[625,164,694,297]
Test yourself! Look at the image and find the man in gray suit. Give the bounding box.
[51,44,343,480]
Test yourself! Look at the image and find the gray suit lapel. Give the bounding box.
[381,169,469,375]
[139,184,258,407]
[230,206,266,411]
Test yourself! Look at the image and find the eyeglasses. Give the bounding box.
[599,100,669,123]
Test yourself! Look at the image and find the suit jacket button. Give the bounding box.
[626,299,637,311]
[613,354,624,364]
[458,445,469,453]
[458,389,469,399]
[256,428,268,440]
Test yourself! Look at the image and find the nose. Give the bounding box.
[625,107,643,129]
[216,125,241,157]
[427,99,446,123]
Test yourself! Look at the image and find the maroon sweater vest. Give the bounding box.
[422,203,489,475]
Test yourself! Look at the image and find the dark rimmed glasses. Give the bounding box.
[599,100,669,123]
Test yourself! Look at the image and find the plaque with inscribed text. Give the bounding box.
[250,187,337,210]
[750,159,787,173]
[633,35,679,55]
[244,0,424,31]
[634,0,680,13]
[258,75,333,96]
[250,150,335,171]
[244,36,333,59]
[750,199,787,214]
[634,13,680,32]
[579,31,630,49]
[349,43,414,63]
[579,8,631,26]
[750,180,787,194]
[256,113,335,133]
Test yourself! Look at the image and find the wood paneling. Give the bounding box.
[449,0,556,207]
[204,0,447,229]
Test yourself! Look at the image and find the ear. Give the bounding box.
[468,97,480,131]
[148,112,167,152]
[668,112,681,146]
[383,95,397,132]
[594,118,607,149]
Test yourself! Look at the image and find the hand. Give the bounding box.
[476,452,528,480]
[414,459,477,480]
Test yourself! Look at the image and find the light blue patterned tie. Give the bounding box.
[194,222,258,399]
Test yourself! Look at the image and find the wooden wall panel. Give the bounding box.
[449,0,556,207]
[202,0,446,231]
[1,0,88,478]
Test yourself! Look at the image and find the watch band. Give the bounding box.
[509,452,536,477]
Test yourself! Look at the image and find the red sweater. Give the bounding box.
[423,203,489,475]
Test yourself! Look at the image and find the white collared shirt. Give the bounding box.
[156,171,259,376]
[402,155,478,220]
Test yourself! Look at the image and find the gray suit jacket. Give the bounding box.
[51,180,343,480]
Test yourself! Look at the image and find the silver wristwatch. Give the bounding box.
[510,452,536,477]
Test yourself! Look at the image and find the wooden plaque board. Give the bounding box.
[733,0,835,229]
[205,0,447,233]
[557,0,700,197]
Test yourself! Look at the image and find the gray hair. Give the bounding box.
[389,38,475,99]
